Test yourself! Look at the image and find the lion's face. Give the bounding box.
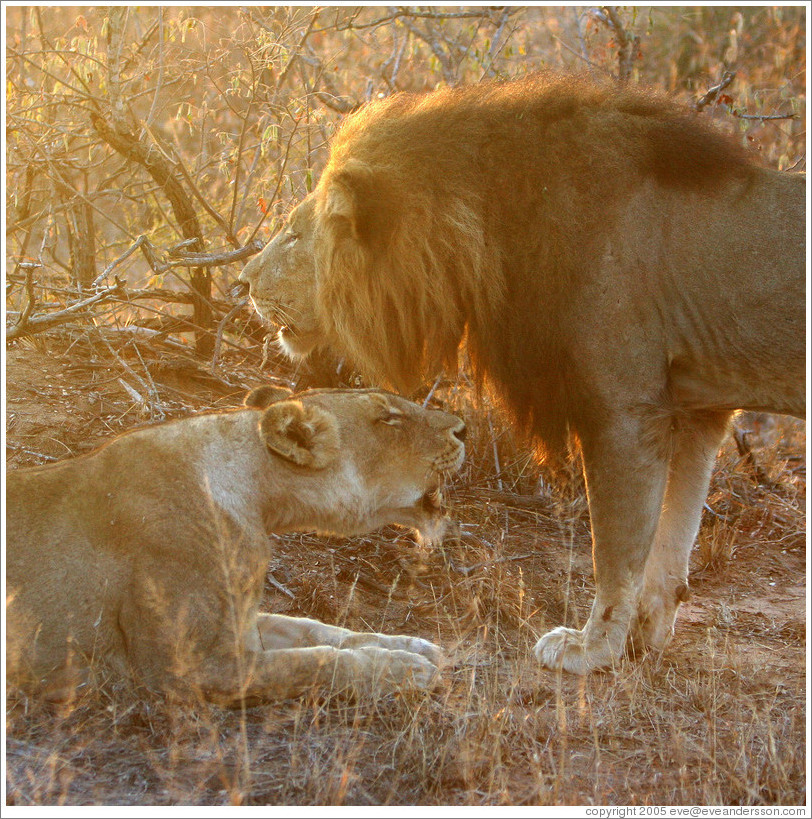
[239,196,321,358]
[254,388,466,535]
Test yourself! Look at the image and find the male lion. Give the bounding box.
[6,388,466,704]
[239,74,806,675]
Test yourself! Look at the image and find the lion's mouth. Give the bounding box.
[277,324,319,358]
[277,322,298,342]
[248,297,320,358]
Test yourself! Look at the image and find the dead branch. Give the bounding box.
[166,241,265,268]
[327,7,521,33]
[7,281,126,341]
[93,235,264,288]
[90,110,213,355]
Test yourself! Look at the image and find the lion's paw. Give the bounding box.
[349,647,440,695]
[397,637,445,667]
[339,633,444,666]
[533,626,618,675]
[631,582,690,653]
[416,515,460,549]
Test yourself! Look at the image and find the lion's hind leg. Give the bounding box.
[632,411,731,652]
[256,613,444,665]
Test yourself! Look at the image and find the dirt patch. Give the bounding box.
[5,337,806,806]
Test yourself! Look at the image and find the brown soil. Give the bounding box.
[4,337,806,806]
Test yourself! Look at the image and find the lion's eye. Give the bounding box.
[286,231,299,244]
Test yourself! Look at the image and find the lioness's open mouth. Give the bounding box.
[421,486,444,512]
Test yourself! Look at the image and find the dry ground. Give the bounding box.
[4,335,807,806]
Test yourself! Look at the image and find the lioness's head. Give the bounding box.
[239,195,321,359]
[245,386,466,540]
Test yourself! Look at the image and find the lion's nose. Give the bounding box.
[453,423,466,443]
[238,260,256,286]
[232,280,250,298]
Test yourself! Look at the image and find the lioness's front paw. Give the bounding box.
[397,636,444,667]
[416,515,460,549]
[533,626,618,675]
[350,647,440,695]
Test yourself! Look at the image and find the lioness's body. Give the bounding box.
[240,75,805,674]
[7,389,465,703]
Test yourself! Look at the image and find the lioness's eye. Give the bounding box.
[286,231,299,244]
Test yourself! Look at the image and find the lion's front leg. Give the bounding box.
[534,420,669,674]
[196,644,440,706]
[632,411,730,651]
[256,613,443,665]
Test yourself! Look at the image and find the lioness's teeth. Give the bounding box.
[423,487,443,510]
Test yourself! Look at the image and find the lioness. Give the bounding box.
[239,74,806,674]
[6,388,466,704]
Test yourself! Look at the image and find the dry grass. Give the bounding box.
[4,339,807,806]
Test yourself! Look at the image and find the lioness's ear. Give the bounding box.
[260,400,340,469]
[322,160,397,244]
[244,384,293,409]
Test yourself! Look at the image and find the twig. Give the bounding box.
[549,33,613,76]
[455,553,536,577]
[422,374,444,408]
[5,442,60,463]
[118,378,145,406]
[397,14,457,84]
[572,7,592,72]
[211,297,249,374]
[246,117,302,245]
[696,71,736,111]
[730,111,797,122]
[92,235,151,286]
[480,7,515,78]
[9,164,37,282]
[130,342,164,416]
[97,328,165,420]
[143,8,164,129]
[266,572,295,599]
[594,6,641,83]
[13,205,54,328]
[15,265,38,330]
[732,425,774,488]
[487,412,504,492]
[91,110,213,355]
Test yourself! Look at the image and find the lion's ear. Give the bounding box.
[259,400,340,470]
[322,160,396,244]
[244,384,293,409]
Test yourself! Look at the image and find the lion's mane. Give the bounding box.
[312,73,757,460]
